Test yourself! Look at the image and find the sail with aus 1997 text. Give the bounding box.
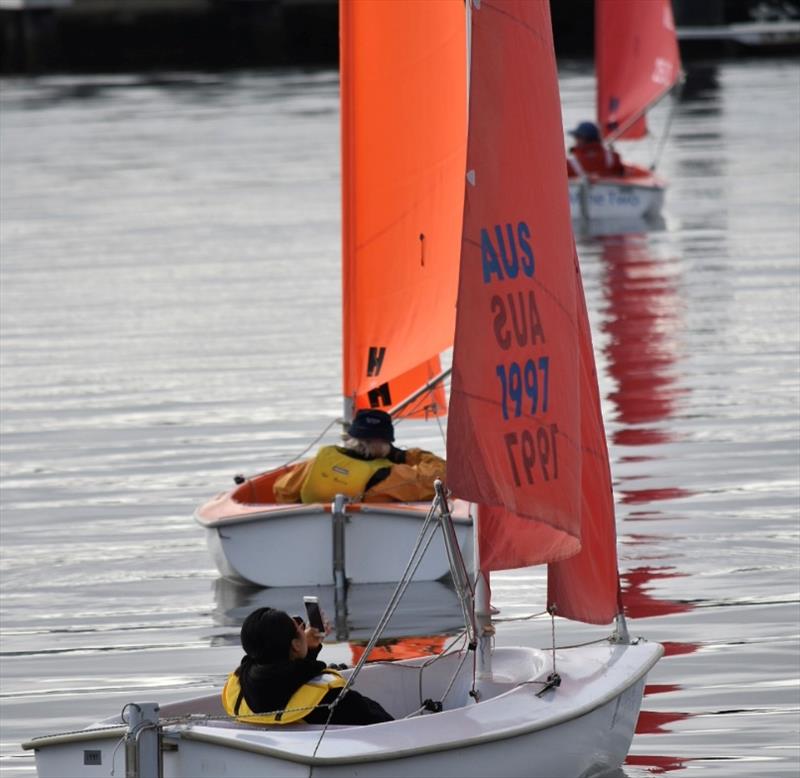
[446,0,620,625]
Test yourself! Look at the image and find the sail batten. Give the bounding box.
[447,0,619,624]
[340,0,466,418]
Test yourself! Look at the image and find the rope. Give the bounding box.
[492,608,549,624]
[547,604,558,678]
[109,735,124,776]
[339,504,441,688]
[237,416,342,480]
[434,411,446,448]
[650,79,684,172]
[282,417,342,467]
[430,642,471,709]
[309,498,445,756]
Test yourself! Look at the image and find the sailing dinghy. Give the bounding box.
[194,0,470,588]
[24,3,662,776]
[569,0,683,220]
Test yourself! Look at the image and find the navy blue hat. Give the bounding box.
[347,409,395,442]
[569,121,600,142]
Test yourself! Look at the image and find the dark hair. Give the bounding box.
[240,607,297,663]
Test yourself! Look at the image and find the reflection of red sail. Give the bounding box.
[644,683,681,695]
[621,566,693,618]
[350,635,447,664]
[601,233,694,777]
[626,684,694,772]
[625,753,690,774]
[661,640,699,657]
[635,709,691,735]
[621,485,694,505]
[600,233,684,447]
[629,707,693,773]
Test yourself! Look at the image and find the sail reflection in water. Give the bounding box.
[600,232,686,446]
[592,229,699,774]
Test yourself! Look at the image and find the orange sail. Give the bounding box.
[446,0,619,624]
[596,0,682,141]
[339,0,466,417]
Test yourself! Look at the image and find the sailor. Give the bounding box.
[273,409,447,503]
[223,606,394,725]
[566,121,625,178]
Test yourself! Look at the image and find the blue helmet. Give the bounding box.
[569,121,600,142]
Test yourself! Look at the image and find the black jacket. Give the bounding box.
[236,645,393,726]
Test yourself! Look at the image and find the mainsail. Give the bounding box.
[596,0,682,142]
[339,0,466,417]
[446,0,619,624]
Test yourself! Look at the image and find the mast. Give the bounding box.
[464,0,493,685]
[339,0,356,425]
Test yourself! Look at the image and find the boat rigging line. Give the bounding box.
[650,78,685,172]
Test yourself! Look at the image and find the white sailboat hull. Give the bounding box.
[25,642,663,778]
[197,499,474,587]
[569,172,666,221]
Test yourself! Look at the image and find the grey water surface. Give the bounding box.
[1,60,798,776]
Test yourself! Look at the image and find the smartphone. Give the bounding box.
[303,596,325,632]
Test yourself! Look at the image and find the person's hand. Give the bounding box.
[305,618,332,649]
[305,626,324,649]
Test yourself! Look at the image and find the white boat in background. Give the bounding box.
[212,579,467,645]
[197,485,473,587]
[569,167,667,221]
[23,2,662,776]
[569,0,683,221]
[194,0,470,588]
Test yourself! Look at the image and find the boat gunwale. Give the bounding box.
[194,501,474,529]
[568,176,666,192]
[22,725,127,750]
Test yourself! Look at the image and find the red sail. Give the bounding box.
[596,0,682,141]
[340,0,466,417]
[546,267,620,624]
[446,0,619,624]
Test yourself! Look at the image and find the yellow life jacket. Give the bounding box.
[221,668,346,725]
[299,446,393,503]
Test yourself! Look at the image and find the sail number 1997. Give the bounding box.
[496,358,558,484]
[495,358,549,419]
[504,425,559,486]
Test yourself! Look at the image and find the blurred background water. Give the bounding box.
[1,57,799,776]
